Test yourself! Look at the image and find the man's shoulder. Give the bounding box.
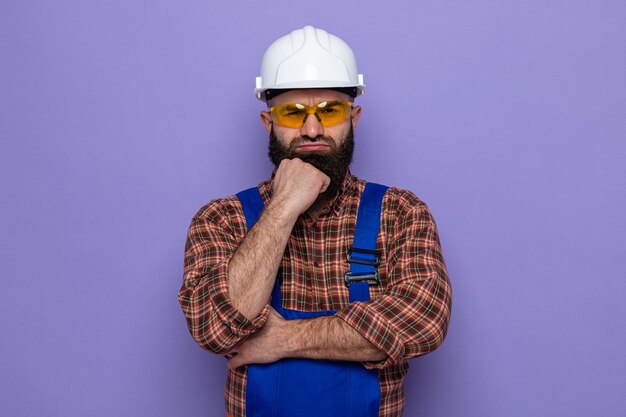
[192,180,271,221]
[383,185,428,211]
[354,176,427,213]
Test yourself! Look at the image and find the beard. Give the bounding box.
[268,125,355,198]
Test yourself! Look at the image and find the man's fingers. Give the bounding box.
[271,158,332,215]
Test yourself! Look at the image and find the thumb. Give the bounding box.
[320,175,331,193]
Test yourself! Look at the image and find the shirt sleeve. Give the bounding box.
[335,190,452,369]
[178,200,270,355]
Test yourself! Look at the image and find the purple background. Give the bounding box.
[2,1,625,416]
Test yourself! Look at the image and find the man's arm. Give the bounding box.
[336,193,452,368]
[228,308,386,369]
[179,158,330,353]
[228,158,330,320]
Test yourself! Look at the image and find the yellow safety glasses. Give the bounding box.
[269,101,353,128]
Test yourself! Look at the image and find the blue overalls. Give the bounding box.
[236,182,388,417]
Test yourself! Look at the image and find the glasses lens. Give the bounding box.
[315,101,351,127]
[270,101,352,128]
[271,104,308,128]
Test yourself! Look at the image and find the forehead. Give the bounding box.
[270,89,352,106]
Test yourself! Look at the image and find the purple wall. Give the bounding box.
[2,1,625,416]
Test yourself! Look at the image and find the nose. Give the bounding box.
[300,111,324,139]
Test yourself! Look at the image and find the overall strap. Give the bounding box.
[236,187,264,229]
[346,182,389,303]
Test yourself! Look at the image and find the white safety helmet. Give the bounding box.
[255,25,365,101]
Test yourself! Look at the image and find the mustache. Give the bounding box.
[287,136,337,153]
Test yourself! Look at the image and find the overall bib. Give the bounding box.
[236,182,388,417]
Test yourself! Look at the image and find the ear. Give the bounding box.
[351,105,362,130]
[260,111,272,134]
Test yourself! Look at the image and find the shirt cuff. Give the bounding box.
[335,301,405,369]
[208,258,270,337]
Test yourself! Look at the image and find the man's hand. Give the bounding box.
[228,308,288,370]
[271,158,330,217]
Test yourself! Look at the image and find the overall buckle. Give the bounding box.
[347,247,381,266]
[345,247,381,286]
[344,271,380,286]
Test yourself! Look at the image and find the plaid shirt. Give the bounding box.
[179,173,452,417]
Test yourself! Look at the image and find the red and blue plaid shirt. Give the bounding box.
[179,173,452,417]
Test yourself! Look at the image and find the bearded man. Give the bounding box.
[179,25,452,417]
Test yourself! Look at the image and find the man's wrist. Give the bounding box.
[266,196,300,225]
[277,315,388,362]
[279,316,332,359]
